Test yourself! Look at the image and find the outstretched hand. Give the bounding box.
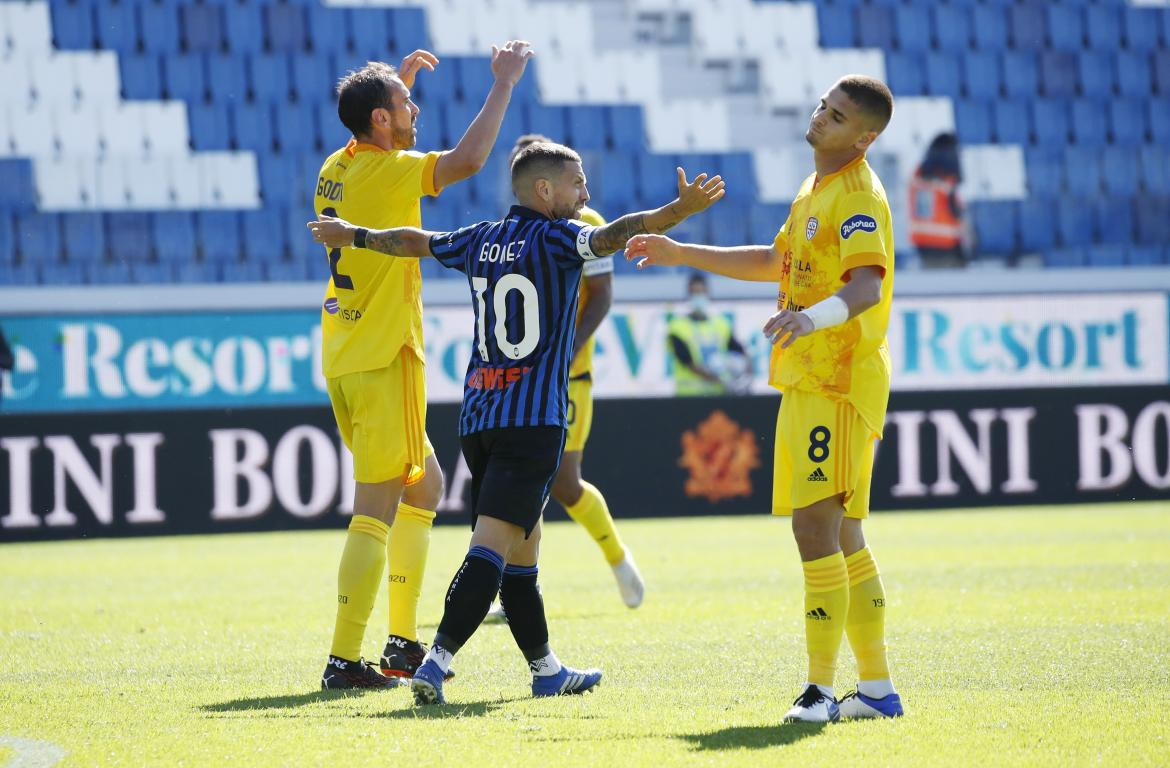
[306,214,357,248]
[674,168,725,217]
[625,234,681,270]
[399,49,439,89]
[491,40,535,86]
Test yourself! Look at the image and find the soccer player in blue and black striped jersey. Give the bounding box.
[308,141,724,705]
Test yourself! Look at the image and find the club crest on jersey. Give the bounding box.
[805,216,819,240]
[323,297,339,315]
[840,214,877,240]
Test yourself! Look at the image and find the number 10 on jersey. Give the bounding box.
[471,275,540,361]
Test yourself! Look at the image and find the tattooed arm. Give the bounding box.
[588,168,726,256]
[307,214,435,259]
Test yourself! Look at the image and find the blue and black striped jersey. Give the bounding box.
[429,205,601,435]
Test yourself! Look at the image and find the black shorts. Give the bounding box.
[460,425,566,537]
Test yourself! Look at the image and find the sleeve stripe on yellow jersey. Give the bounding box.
[421,152,441,197]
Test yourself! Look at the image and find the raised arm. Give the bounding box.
[432,41,534,189]
[625,236,781,282]
[307,214,435,260]
[588,168,725,256]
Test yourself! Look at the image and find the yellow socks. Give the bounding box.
[803,551,850,688]
[387,503,436,642]
[844,547,891,683]
[564,481,626,566]
[329,515,389,662]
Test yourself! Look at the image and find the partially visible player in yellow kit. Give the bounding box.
[316,42,534,689]
[626,76,902,722]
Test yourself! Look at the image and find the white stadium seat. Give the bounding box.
[53,104,104,159]
[28,54,77,109]
[1,2,53,58]
[8,103,57,157]
[72,52,121,109]
[961,145,1026,201]
[98,105,151,159]
[36,157,99,210]
[143,103,191,157]
[196,152,260,208]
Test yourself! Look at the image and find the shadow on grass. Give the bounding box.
[199,689,383,713]
[679,721,827,751]
[200,689,527,719]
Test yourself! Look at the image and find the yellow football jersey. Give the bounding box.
[569,205,612,379]
[316,139,442,378]
[768,155,895,435]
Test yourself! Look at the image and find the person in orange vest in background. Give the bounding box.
[908,133,971,268]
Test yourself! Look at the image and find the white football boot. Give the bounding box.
[783,684,840,723]
[837,689,904,719]
[612,553,645,608]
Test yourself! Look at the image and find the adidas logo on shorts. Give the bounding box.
[807,467,828,482]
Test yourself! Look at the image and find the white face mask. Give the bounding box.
[688,294,710,314]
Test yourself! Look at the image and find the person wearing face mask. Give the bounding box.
[666,273,749,395]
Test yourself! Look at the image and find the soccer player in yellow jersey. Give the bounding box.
[626,76,903,722]
[317,42,534,689]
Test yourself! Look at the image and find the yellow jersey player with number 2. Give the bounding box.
[626,76,902,724]
[315,42,534,690]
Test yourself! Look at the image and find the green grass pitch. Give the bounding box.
[2,502,1168,766]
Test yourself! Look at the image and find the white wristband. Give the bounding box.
[799,295,849,330]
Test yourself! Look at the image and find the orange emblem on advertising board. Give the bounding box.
[678,410,761,502]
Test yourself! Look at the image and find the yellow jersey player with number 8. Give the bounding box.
[626,76,903,724]
[315,43,534,690]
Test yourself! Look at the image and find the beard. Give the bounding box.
[393,123,416,149]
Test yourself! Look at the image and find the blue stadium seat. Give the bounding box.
[152,212,198,264]
[1122,7,1161,53]
[130,263,175,285]
[1139,146,1169,195]
[1017,197,1056,253]
[1032,99,1070,145]
[258,155,299,206]
[1008,3,1046,50]
[197,212,242,263]
[139,3,179,54]
[38,263,84,286]
[1043,248,1085,268]
[291,55,335,106]
[1134,196,1170,244]
[163,54,207,104]
[884,52,924,97]
[350,8,393,62]
[266,4,307,53]
[1001,52,1038,98]
[86,262,132,285]
[50,1,94,50]
[242,210,287,263]
[188,103,231,150]
[1086,245,1126,267]
[389,7,430,53]
[954,100,992,144]
[95,0,139,53]
[815,5,855,48]
[1064,147,1102,196]
[524,104,568,143]
[307,4,350,55]
[715,153,757,202]
[225,2,264,53]
[1085,5,1122,50]
[176,261,220,284]
[265,260,311,282]
[1150,101,1170,143]
[972,202,1017,256]
[1039,51,1077,99]
[607,106,645,150]
[925,52,962,99]
[412,56,459,108]
[207,54,249,104]
[1126,246,1165,266]
[0,159,36,212]
[567,106,608,151]
[1070,100,1107,147]
[119,53,162,100]
[414,102,444,152]
[1101,146,1139,197]
[181,4,224,53]
[317,109,351,152]
[893,6,930,52]
[992,99,1031,144]
[250,54,292,104]
[231,103,274,151]
[709,206,750,247]
[963,51,1001,100]
[1056,197,1094,246]
[443,101,478,147]
[276,102,318,154]
[454,57,496,103]
[1108,99,1146,146]
[599,151,637,205]
[106,213,153,262]
[1077,51,1115,99]
[1045,5,1084,51]
[856,5,895,50]
[0,213,13,266]
[16,213,62,264]
[1155,51,1170,97]
[933,5,971,51]
[286,206,319,263]
[972,5,1008,51]
[637,153,679,205]
[62,213,105,264]
[1116,53,1152,100]
[1094,196,1134,245]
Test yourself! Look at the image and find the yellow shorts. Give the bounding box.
[564,377,594,453]
[772,388,876,519]
[326,350,432,485]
